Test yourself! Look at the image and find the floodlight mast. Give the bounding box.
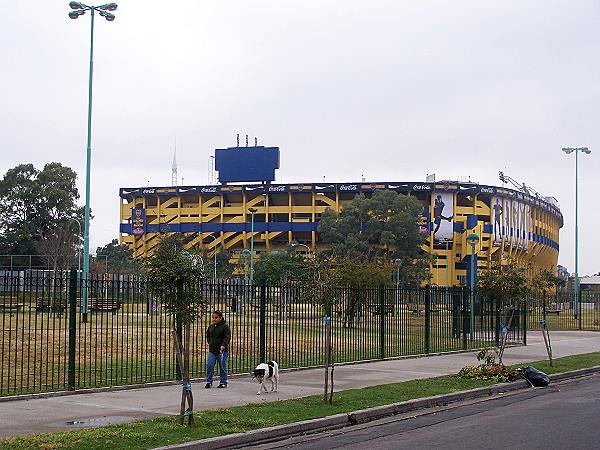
[67,2,118,322]
[562,147,591,323]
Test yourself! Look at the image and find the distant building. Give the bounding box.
[580,275,600,292]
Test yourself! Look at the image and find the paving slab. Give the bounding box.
[0,331,597,438]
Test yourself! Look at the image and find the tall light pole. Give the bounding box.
[68,2,117,322]
[562,147,591,319]
[248,207,258,288]
[466,233,480,338]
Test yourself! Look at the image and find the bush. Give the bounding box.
[458,348,520,383]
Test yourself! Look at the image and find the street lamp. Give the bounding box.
[68,2,118,322]
[466,232,480,338]
[562,147,591,320]
[248,207,258,288]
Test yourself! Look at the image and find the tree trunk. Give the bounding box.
[172,321,194,425]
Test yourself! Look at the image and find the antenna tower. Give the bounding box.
[171,140,178,186]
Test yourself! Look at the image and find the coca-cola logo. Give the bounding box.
[412,184,431,191]
[480,187,494,194]
[269,185,286,192]
[201,187,217,193]
[340,184,358,191]
[142,189,155,194]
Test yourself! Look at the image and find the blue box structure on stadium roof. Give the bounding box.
[215,145,280,184]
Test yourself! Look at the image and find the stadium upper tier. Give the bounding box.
[119,181,562,287]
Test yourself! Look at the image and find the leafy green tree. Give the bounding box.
[210,250,235,278]
[0,163,83,258]
[318,190,428,285]
[143,235,207,425]
[478,259,532,305]
[533,268,566,295]
[94,239,139,274]
[253,251,308,284]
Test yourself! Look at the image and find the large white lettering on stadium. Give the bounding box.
[340,185,358,191]
[412,185,431,191]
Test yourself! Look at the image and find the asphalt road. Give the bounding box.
[256,375,600,450]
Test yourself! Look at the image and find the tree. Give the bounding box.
[533,268,566,295]
[318,190,428,285]
[253,251,308,284]
[143,235,207,425]
[477,259,532,304]
[94,239,139,274]
[477,259,532,365]
[35,222,79,271]
[0,163,84,259]
[212,250,235,278]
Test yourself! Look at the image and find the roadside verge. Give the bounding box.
[162,366,600,450]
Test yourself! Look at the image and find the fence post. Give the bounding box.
[462,287,468,350]
[523,298,528,346]
[495,297,500,347]
[259,283,266,363]
[175,315,183,380]
[379,284,385,359]
[68,269,77,390]
[452,287,460,338]
[424,285,431,354]
[579,294,583,330]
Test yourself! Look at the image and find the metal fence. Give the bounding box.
[0,270,542,397]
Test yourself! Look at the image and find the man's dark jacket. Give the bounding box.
[206,320,231,353]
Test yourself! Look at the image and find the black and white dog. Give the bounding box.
[252,361,279,395]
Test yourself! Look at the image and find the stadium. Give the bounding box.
[119,143,562,288]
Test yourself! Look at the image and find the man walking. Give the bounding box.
[205,310,231,389]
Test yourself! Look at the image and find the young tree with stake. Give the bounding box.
[144,236,207,425]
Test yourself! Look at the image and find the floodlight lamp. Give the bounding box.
[99,10,115,20]
[582,148,591,154]
[394,258,401,266]
[69,1,85,9]
[248,207,258,214]
[98,3,118,11]
[562,148,574,154]
[69,10,86,18]
[466,233,480,247]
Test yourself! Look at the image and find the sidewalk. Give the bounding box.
[0,331,597,438]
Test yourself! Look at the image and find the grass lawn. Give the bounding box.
[2,352,600,450]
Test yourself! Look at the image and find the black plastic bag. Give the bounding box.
[521,366,550,387]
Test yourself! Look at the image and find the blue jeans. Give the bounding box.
[206,351,228,385]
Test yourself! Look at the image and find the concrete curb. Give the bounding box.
[156,365,600,450]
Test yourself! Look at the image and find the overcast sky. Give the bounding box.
[1,0,599,275]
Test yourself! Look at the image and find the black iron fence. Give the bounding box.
[1,270,571,397]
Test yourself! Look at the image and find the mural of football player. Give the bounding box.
[493,198,503,243]
[433,194,453,238]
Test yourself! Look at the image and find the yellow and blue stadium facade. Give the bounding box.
[119,145,562,287]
